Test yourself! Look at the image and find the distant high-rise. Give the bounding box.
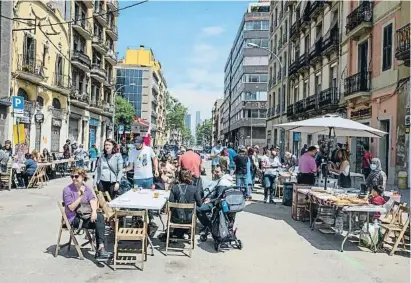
[196,111,201,126]
[185,114,192,130]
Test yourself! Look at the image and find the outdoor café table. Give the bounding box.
[52,159,72,177]
[340,205,387,253]
[108,189,171,256]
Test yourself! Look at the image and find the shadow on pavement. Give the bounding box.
[244,201,363,252]
[45,244,106,267]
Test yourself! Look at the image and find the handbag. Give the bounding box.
[76,202,92,220]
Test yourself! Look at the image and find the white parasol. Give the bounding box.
[274,114,387,138]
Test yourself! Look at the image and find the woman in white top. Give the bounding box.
[329,149,351,188]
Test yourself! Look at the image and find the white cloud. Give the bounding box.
[188,43,220,65]
[200,26,225,37]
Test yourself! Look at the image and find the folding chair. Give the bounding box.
[165,202,196,257]
[97,191,115,221]
[113,210,147,271]
[54,201,95,260]
[380,200,402,225]
[0,164,12,191]
[380,204,411,256]
[104,191,112,202]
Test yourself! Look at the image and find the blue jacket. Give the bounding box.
[228,148,237,168]
[89,147,98,158]
[25,159,37,175]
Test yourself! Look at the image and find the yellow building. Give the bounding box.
[11,0,71,152]
[117,46,167,145]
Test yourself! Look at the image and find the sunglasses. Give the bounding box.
[71,174,80,179]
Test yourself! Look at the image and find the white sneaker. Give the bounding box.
[265,198,269,203]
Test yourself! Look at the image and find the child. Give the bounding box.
[369,185,386,219]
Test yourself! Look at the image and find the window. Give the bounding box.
[23,35,36,66]
[303,80,309,98]
[244,20,269,31]
[251,109,259,118]
[315,73,322,94]
[304,35,310,52]
[42,45,48,68]
[52,98,61,109]
[382,23,393,71]
[259,109,267,118]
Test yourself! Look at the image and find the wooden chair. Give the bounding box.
[113,210,147,271]
[54,201,95,260]
[380,200,402,225]
[104,191,112,202]
[380,204,411,256]
[96,191,115,221]
[165,202,196,257]
[27,165,47,189]
[0,164,12,191]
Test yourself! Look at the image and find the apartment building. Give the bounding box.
[116,46,167,146]
[341,0,410,185]
[285,1,345,154]
[266,0,291,148]
[69,0,118,150]
[211,99,223,144]
[0,1,13,144]
[11,1,72,152]
[222,2,270,147]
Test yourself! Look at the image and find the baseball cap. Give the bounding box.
[134,136,144,146]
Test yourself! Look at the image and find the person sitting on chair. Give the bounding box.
[23,154,37,188]
[167,169,202,239]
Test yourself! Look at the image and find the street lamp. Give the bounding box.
[247,42,285,156]
[113,83,136,141]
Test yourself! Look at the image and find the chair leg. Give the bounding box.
[139,238,145,271]
[70,232,85,260]
[165,225,170,256]
[54,225,63,257]
[390,229,406,256]
[85,230,95,252]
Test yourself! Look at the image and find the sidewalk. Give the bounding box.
[0,177,409,283]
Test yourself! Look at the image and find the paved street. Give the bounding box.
[0,175,409,283]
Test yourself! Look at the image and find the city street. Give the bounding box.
[0,174,409,283]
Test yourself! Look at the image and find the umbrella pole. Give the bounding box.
[323,127,333,190]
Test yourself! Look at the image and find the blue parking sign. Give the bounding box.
[12,96,24,113]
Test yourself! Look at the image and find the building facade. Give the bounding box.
[116,46,167,146]
[0,1,13,145]
[341,0,410,186]
[185,114,191,131]
[195,111,201,126]
[211,99,223,144]
[222,2,270,148]
[69,0,118,150]
[11,1,73,153]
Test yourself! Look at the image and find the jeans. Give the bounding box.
[89,158,97,172]
[72,213,105,248]
[196,203,213,229]
[98,180,117,200]
[263,174,277,200]
[134,178,154,189]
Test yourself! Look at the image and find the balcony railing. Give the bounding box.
[49,107,66,120]
[310,1,325,18]
[395,23,410,65]
[53,73,71,88]
[72,50,91,67]
[299,10,311,30]
[94,6,107,23]
[319,87,339,107]
[344,71,371,97]
[346,1,373,34]
[17,55,44,78]
[309,37,323,63]
[297,53,309,72]
[322,28,339,55]
[290,20,300,40]
[288,60,299,77]
[73,17,92,34]
[287,104,294,117]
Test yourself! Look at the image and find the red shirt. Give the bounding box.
[362,151,372,168]
[179,150,202,178]
[369,195,386,219]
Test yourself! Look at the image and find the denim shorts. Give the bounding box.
[134,178,154,189]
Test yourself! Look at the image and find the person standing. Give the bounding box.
[94,139,123,199]
[261,150,282,203]
[4,140,12,157]
[210,140,223,176]
[233,146,249,196]
[329,149,351,188]
[89,144,99,172]
[227,142,237,175]
[179,145,202,189]
[300,144,308,156]
[125,136,159,189]
[73,144,87,168]
[120,139,129,164]
[63,139,71,159]
[297,146,318,185]
[362,144,372,179]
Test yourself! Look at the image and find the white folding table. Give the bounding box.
[109,189,170,255]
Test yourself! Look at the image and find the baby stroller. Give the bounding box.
[209,187,245,251]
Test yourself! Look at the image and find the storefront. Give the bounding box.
[89,118,99,149]
[68,112,82,143]
[51,118,62,152]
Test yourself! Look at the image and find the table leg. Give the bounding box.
[341,211,352,252]
[309,202,313,228]
[146,209,155,256]
[158,209,165,231]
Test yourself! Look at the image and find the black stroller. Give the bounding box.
[204,187,245,252]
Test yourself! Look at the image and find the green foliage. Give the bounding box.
[114,96,136,128]
[165,92,192,143]
[196,119,212,146]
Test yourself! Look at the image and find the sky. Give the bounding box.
[117,0,250,121]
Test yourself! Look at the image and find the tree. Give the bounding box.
[181,126,194,145]
[164,92,190,143]
[114,96,136,129]
[196,119,212,146]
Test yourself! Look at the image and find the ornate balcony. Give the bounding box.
[395,23,410,67]
[80,0,93,8]
[287,104,294,117]
[290,20,300,41]
[346,1,372,40]
[105,48,117,65]
[299,7,311,31]
[288,60,299,79]
[92,35,107,54]
[90,63,107,82]
[71,51,91,72]
[322,27,339,57]
[310,1,325,19]
[72,18,92,39]
[94,7,107,26]
[107,0,119,15]
[344,71,371,99]
[309,37,323,65]
[70,90,89,106]
[106,24,118,41]
[297,53,309,74]
[16,54,45,84]
[319,87,340,108]
[49,106,67,120]
[89,98,104,113]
